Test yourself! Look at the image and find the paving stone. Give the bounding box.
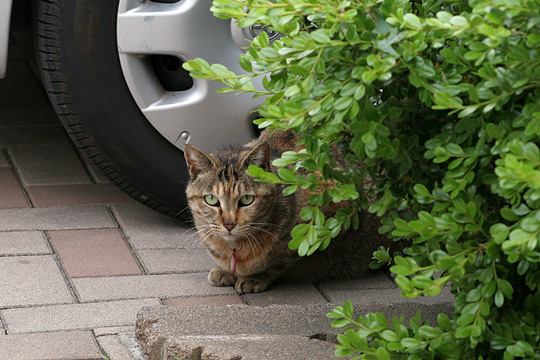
[0,151,8,167]
[317,271,396,293]
[49,229,142,278]
[0,127,68,147]
[137,248,214,274]
[0,90,51,109]
[28,184,132,207]
[0,231,49,256]
[0,255,73,307]
[9,144,91,185]
[73,273,235,302]
[0,108,60,127]
[163,295,244,307]
[326,287,454,321]
[112,203,199,249]
[2,299,160,333]
[0,168,30,208]
[244,282,328,306]
[0,331,102,360]
[98,333,146,360]
[0,206,116,230]
[94,326,134,337]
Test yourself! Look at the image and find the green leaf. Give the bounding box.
[403,13,422,29]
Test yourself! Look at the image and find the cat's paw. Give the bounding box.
[208,268,236,287]
[235,277,269,294]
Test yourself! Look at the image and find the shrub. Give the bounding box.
[183,0,540,357]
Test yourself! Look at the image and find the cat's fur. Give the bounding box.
[184,129,393,294]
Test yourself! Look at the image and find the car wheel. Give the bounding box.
[34,0,261,217]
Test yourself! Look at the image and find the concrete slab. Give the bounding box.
[72,273,235,302]
[137,304,337,339]
[0,206,116,230]
[0,331,102,360]
[326,287,454,322]
[137,248,214,274]
[0,231,50,255]
[2,298,160,333]
[244,282,328,306]
[0,255,73,307]
[112,203,199,249]
[9,144,91,185]
[149,335,335,360]
[136,304,338,360]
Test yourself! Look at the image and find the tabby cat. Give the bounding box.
[184,130,392,294]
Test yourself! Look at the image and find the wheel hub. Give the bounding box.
[116,0,262,151]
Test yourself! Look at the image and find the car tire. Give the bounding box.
[33,0,190,218]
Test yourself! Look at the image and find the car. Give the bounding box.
[0,0,266,217]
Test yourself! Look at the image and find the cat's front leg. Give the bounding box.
[208,268,237,287]
[235,272,278,294]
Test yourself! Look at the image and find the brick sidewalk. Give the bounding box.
[0,33,451,360]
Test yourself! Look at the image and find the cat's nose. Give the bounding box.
[223,223,236,232]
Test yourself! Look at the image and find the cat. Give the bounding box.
[184,129,393,294]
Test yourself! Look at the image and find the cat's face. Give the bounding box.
[184,142,275,249]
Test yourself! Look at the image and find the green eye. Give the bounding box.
[204,194,219,206]
[239,194,255,206]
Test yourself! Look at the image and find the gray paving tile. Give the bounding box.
[0,206,116,230]
[0,152,8,167]
[0,231,50,256]
[244,282,328,306]
[72,273,235,302]
[137,248,214,274]
[112,203,198,249]
[1,299,160,334]
[9,144,91,185]
[317,272,396,293]
[0,331,101,359]
[0,255,73,307]
[0,127,69,147]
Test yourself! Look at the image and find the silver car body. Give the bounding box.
[0,0,13,78]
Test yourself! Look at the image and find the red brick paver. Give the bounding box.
[49,229,142,278]
[0,168,29,208]
[27,183,131,207]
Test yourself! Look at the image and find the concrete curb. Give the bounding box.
[136,297,454,360]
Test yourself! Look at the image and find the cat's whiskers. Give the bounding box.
[178,224,215,250]
[248,225,282,245]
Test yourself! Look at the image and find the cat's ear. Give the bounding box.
[239,142,271,170]
[183,144,215,177]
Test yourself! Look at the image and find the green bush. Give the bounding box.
[183,0,540,357]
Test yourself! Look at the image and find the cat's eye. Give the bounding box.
[239,194,255,206]
[203,194,219,206]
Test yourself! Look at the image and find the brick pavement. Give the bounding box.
[0,32,452,360]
